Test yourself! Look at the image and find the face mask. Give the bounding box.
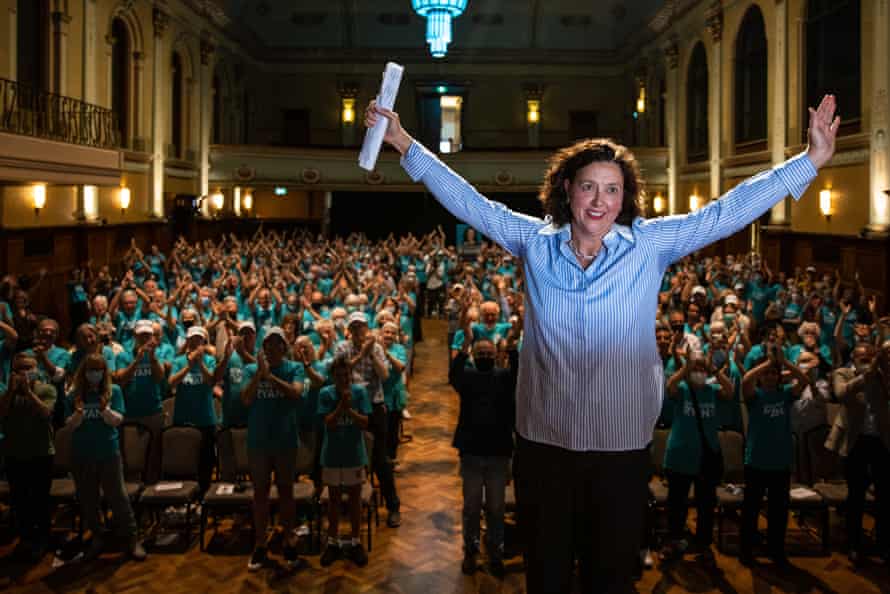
[201,297,210,307]
[86,370,104,386]
[334,319,346,330]
[724,314,736,326]
[854,362,870,374]
[670,323,684,333]
[183,321,195,329]
[346,306,358,313]
[190,259,198,267]
[24,370,38,383]
[287,303,298,312]
[689,371,707,386]
[474,357,495,372]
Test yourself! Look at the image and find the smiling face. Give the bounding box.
[563,161,624,243]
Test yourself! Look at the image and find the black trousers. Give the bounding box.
[7,455,54,544]
[666,469,718,546]
[845,434,890,552]
[370,403,400,512]
[514,435,649,594]
[385,408,402,462]
[741,466,790,557]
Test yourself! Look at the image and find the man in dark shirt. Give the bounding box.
[448,323,519,578]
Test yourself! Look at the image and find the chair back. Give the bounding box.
[52,423,75,474]
[718,430,745,484]
[160,426,203,478]
[120,422,152,482]
[231,426,250,477]
[806,424,843,483]
[295,430,318,476]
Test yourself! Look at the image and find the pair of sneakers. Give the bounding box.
[462,551,504,579]
[247,535,303,572]
[321,537,368,567]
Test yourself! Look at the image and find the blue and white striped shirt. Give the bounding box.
[401,141,816,452]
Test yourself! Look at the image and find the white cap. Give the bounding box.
[134,320,154,335]
[238,320,256,333]
[806,265,817,273]
[186,326,208,341]
[262,326,287,344]
[347,311,369,327]
[691,286,707,296]
[724,294,739,306]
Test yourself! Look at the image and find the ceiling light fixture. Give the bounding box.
[411,0,469,58]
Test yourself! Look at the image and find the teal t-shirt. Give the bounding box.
[301,357,332,432]
[383,343,408,411]
[318,384,371,468]
[221,351,250,428]
[114,310,142,352]
[744,385,795,471]
[243,359,305,452]
[24,345,71,385]
[663,382,721,476]
[171,354,217,427]
[68,346,117,379]
[115,350,164,417]
[71,384,126,462]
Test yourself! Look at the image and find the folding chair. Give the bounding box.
[138,426,202,544]
[809,425,848,552]
[50,423,79,533]
[715,430,745,551]
[200,426,252,551]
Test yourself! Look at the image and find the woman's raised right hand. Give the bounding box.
[364,100,412,155]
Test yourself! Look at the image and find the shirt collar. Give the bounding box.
[548,221,636,246]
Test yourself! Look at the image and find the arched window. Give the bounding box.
[686,42,709,163]
[806,0,860,138]
[110,17,130,146]
[16,0,48,91]
[734,6,768,148]
[171,52,183,158]
[212,74,221,144]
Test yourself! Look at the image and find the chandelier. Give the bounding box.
[411,0,469,58]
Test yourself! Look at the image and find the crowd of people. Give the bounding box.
[1,226,889,577]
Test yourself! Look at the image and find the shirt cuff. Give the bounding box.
[774,152,818,201]
[400,140,436,182]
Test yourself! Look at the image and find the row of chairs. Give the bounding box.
[1,418,380,554]
[649,425,871,553]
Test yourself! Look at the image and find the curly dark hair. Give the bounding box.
[538,138,646,227]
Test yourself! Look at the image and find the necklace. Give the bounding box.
[570,239,601,260]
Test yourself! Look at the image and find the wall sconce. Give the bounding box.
[527,99,540,125]
[653,193,665,214]
[211,190,224,211]
[636,86,646,114]
[341,98,356,125]
[819,188,833,221]
[119,186,131,214]
[82,185,98,221]
[689,193,701,211]
[242,190,253,213]
[32,184,46,215]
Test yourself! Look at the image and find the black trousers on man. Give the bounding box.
[370,403,400,512]
[740,466,790,557]
[514,435,649,594]
[845,434,890,553]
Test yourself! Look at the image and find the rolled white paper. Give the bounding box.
[359,62,405,172]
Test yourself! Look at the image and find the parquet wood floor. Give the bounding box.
[2,319,889,593]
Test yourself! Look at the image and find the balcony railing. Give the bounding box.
[0,77,120,150]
